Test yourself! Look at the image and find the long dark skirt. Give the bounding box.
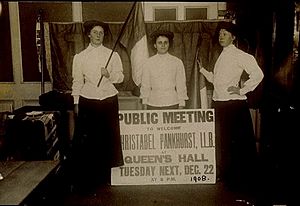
[147,104,179,110]
[212,100,258,191]
[70,95,123,187]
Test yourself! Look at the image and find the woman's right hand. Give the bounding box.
[101,67,110,78]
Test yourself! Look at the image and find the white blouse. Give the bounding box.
[140,53,188,107]
[71,44,124,104]
[200,44,264,101]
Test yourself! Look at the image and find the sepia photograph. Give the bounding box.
[0,1,298,205]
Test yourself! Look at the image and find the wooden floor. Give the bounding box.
[0,161,293,206]
[22,167,293,206]
[59,184,258,206]
[26,183,254,206]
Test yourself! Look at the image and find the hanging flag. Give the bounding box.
[188,47,208,109]
[120,2,149,86]
[197,56,208,109]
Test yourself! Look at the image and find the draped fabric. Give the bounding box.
[46,23,87,91]
[44,20,223,108]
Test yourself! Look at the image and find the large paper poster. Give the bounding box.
[111,109,215,185]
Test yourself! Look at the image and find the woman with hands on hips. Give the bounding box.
[199,21,264,192]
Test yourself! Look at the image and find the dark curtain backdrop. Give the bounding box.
[45,20,226,108]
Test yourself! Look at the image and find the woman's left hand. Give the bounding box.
[227,86,240,95]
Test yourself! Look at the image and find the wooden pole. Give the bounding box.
[97,1,137,87]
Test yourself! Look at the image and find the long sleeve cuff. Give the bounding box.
[142,98,148,105]
[179,100,186,107]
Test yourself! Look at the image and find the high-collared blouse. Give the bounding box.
[140,53,188,107]
[71,44,124,104]
[200,44,264,101]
